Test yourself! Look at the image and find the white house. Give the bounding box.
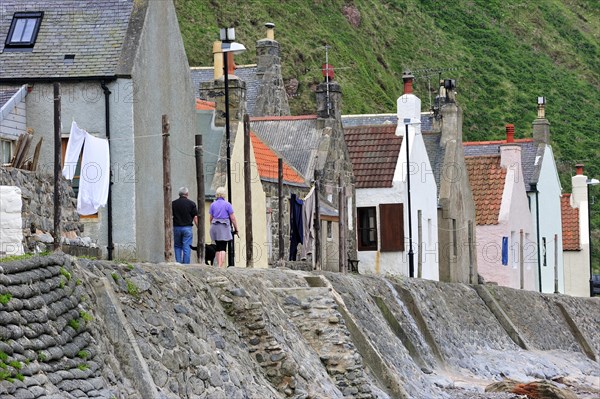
[465,126,536,290]
[464,100,565,293]
[563,164,596,297]
[345,72,439,279]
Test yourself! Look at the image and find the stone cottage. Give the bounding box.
[0,0,197,262]
[195,25,356,270]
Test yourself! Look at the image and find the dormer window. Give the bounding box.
[5,12,43,51]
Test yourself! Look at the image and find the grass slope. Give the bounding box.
[175,0,600,273]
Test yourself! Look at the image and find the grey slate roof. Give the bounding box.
[342,113,435,132]
[463,139,541,192]
[191,65,259,116]
[250,116,320,180]
[422,132,444,196]
[0,0,137,80]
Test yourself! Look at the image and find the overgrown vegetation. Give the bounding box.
[176,0,600,273]
[0,352,23,382]
[0,293,12,306]
[0,251,51,263]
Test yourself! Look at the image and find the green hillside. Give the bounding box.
[175,0,600,273]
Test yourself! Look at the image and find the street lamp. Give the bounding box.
[220,27,246,267]
[587,176,599,296]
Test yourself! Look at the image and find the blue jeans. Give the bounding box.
[174,226,193,264]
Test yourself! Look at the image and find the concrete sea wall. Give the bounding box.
[0,254,598,398]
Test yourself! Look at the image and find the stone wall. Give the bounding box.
[0,168,88,253]
[1,254,598,398]
[0,254,113,398]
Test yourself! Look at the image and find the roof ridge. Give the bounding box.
[250,115,317,121]
[463,138,534,146]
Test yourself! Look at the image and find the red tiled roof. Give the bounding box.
[250,132,305,185]
[561,194,580,251]
[465,155,507,225]
[463,138,534,146]
[196,99,216,110]
[344,125,402,188]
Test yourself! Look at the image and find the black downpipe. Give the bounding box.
[101,81,114,260]
[534,186,542,292]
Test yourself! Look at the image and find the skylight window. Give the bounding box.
[5,12,43,50]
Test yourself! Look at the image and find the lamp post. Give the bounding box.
[220,27,246,267]
[587,177,599,296]
[404,118,416,278]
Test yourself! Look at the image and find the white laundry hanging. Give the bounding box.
[61,122,110,215]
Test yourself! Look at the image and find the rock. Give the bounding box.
[485,379,578,399]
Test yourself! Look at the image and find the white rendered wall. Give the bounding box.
[0,186,23,256]
[564,174,591,297]
[356,122,439,279]
[477,147,535,290]
[534,146,564,293]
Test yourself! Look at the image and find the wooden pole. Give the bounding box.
[53,83,61,251]
[314,168,321,270]
[554,234,559,293]
[195,134,205,264]
[162,115,174,262]
[278,158,284,262]
[243,115,254,267]
[418,210,423,278]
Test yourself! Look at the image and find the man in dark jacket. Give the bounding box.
[172,187,198,264]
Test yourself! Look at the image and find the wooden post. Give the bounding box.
[195,134,205,264]
[243,114,254,267]
[417,210,423,278]
[162,115,174,262]
[53,83,61,251]
[278,158,284,262]
[314,169,321,270]
[554,234,559,293]
[519,229,524,289]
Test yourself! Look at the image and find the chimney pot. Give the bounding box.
[505,123,515,143]
[576,164,584,175]
[322,63,334,81]
[402,70,414,94]
[265,22,275,40]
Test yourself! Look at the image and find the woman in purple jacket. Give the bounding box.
[209,187,239,267]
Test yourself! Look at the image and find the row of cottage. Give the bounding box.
[0,0,594,297]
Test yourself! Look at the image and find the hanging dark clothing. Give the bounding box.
[289,193,304,261]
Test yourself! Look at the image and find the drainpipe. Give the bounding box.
[532,184,542,292]
[101,81,114,260]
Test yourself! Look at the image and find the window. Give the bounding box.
[5,12,43,50]
[327,221,332,240]
[379,203,404,252]
[1,139,12,164]
[357,207,377,251]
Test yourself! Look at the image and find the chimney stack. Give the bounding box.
[402,70,414,94]
[533,96,550,144]
[254,22,290,116]
[505,124,515,143]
